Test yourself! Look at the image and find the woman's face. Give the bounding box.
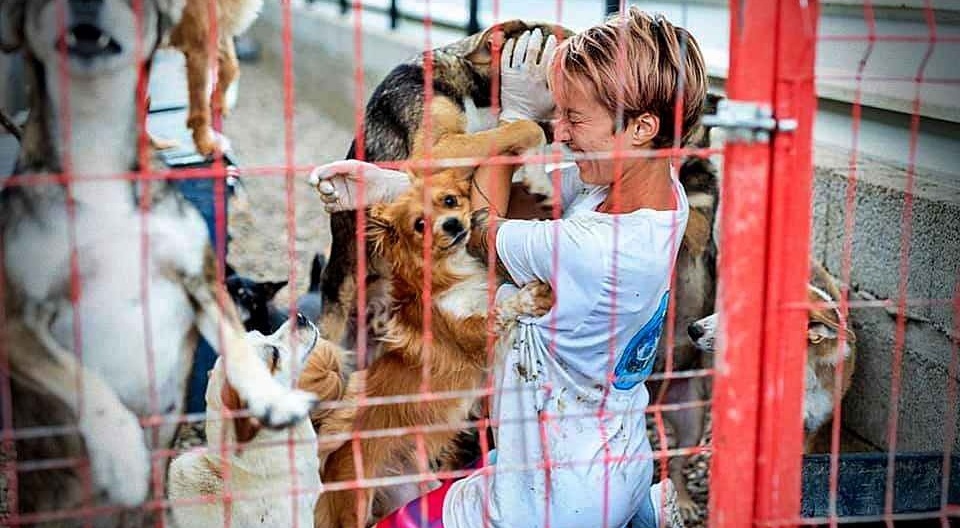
[553,83,633,186]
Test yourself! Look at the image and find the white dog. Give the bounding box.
[169,315,341,528]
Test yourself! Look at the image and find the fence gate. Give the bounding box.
[709,0,818,526]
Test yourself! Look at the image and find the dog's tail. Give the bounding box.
[309,253,326,293]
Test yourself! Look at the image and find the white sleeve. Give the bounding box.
[495,217,609,330]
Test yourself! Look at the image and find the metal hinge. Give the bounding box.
[702,100,798,143]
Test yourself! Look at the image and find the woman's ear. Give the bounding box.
[629,113,660,148]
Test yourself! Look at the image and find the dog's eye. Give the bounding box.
[414,217,425,233]
[443,195,458,208]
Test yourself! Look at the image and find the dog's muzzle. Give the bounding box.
[59,24,122,59]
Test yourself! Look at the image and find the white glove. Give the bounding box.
[307,160,412,212]
[500,28,558,123]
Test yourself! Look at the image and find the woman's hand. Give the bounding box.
[500,28,558,123]
[307,160,412,212]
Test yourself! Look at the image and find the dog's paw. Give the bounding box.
[514,157,555,210]
[192,127,231,158]
[78,404,151,507]
[245,385,318,429]
[496,281,554,332]
[675,485,700,522]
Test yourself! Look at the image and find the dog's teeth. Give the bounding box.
[97,34,111,49]
[65,32,77,47]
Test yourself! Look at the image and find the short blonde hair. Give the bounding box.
[551,7,707,147]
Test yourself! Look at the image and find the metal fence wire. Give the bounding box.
[0,1,957,527]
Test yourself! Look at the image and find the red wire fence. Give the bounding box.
[0,0,957,527]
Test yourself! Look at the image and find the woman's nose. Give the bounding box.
[553,119,571,143]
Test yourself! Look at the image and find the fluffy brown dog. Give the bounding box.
[168,0,263,155]
[313,105,548,527]
[321,20,573,355]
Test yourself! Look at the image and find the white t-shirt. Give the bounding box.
[443,166,689,528]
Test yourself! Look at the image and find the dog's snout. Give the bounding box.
[442,217,464,236]
[60,0,122,60]
[687,322,705,341]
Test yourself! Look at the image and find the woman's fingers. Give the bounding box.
[525,28,543,67]
[541,34,558,70]
[512,30,532,69]
[501,36,516,71]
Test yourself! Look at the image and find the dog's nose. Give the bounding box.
[62,23,122,58]
[442,218,464,236]
[688,322,705,341]
[61,1,121,59]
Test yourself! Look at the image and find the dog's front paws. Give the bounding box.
[78,402,151,507]
[496,281,554,332]
[245,385,318,429]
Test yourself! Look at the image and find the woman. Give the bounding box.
[311,8,706,527]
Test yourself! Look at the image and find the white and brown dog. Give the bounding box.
[0,0,313,521]
[168,315,343,528]
[688,262,857,452]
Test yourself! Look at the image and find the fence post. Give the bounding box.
[708,1,820,526]
[754,0,820,524]
[604,0,619,17]
[707,0,778,525]
[389,0,399,30]
[466,0,480,35]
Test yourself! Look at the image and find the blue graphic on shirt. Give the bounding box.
[612,291,670,390]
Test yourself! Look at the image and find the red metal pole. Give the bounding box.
[707,0,778,525]
[754,0,820,525]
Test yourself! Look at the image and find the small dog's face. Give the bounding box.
[688,287,856,356]
[2,0,183,74]
[368,169,474,266]
[244,314,319,388]
[226,273,288,330]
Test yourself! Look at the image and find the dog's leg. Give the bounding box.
[184,272,316,429]
[7,313,151,507]
[184,48,219,156]
[495,280,554,333]
[412,98,546,163]
[216,35,239,119]
[659,375,707,519]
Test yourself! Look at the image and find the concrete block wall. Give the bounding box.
[256,3,960,453]
[812,147,960,452]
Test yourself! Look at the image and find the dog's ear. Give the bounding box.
[366,203,397,257]
[464,20,528,66]
[465,21,573,66]
[257,280,288,300]
[220,381,261,443]
[0,0,26,52]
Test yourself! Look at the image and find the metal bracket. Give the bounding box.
[702,99,798,143]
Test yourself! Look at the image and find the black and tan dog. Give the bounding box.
[320,20,573,355]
